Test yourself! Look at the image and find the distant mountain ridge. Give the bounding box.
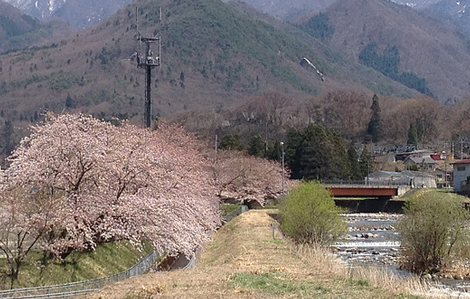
[224,0,445,21]
[224,0,338,21]
[0,0,419,127]
[2,0,134,29]
[3,0,66,19]
[0,1,57,52]
[292,0,470,103]
[420,0,470,35]
[4,0,470,31]
[1,0,469,105]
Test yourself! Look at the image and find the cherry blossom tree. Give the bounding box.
[2,113,220,267]
[0,184,51,280]
[210,150,285,206]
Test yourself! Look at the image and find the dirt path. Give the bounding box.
[80,210,418,299]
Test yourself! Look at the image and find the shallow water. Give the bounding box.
[335,213,470,297]
[335,213,402,267]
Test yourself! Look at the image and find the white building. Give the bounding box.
[367,170,436,188]
[452,160,470,193]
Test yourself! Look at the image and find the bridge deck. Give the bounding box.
[327,185,400,197]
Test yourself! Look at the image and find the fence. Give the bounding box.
[0,250,162,299]
[0,205,249,298]
[221,205,248,223]
[180,205,248,271]
[322,179,412,186]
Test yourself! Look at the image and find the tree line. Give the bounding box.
[0,113,283,281]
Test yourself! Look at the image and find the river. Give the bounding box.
[335,213,401,267]
[334,212,470,297]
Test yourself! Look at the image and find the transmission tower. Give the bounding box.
[135,8,161,128]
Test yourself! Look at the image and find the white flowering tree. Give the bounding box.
[0,113,220,279]
[211,150,285,206]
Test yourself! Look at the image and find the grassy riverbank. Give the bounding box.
[81,210,426,299]
[0,241,153,289]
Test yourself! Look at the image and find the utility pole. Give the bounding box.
[137,37,160,128]
[461,137,464,159]
[135,8,161,128]
[281,141,285,193]
[440,141,447,188]
[366,157,369,186]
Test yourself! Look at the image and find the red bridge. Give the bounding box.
[324,183,411,198]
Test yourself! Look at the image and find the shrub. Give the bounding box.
[398,190,470,274]
[299,13,335,40]
[280,181,345,245]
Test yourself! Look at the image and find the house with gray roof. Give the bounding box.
[404,156,437,171]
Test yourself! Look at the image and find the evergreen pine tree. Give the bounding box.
[367,94,384,143]
[348,145,362,180]
[266,140,282,161]
[407,123,418,147]
[2,120,14,157]
[65,94,74,108]
[220,134,244,151]
[359,145,374,180]
[285,124,349,181]
[248,135,265,157]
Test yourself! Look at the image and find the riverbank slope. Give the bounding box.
[81,210,423,299]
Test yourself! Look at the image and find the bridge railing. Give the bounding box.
[322,179,411,186]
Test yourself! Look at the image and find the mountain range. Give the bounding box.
[2,0,134,29]
[3,0,468,30]
[0,1,71,53]
[317,0,470,103]
[0,0,424,126]
[0,0,469,136]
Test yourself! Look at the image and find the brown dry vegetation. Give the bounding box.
[0,0,418,129]
[2,0,470,156]
[325,0,470,102]
[80,210,426,299]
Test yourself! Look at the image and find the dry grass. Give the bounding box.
[347,265,427,295]
[293,243,429,297]
[80,210,427,299]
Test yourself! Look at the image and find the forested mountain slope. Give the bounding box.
[0,0,416,127]
[300,0,470,103]
[0,1,59,52]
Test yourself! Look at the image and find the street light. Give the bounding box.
[281,141,285,193]
[442,150,447,188]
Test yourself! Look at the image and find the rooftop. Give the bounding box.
[451,159,470,165]
[404,156,437,164]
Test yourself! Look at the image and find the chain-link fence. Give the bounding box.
[0,205,249,298]
[221,205,248,223]
[0,250,162,299]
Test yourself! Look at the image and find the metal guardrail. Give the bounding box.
[182,255,196,270]
[322,179,412,186]
[221,205,248,223]
[0,250,162,299]
[1,205,249,298]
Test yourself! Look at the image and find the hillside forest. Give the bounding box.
[1,90,468,181]
[4,0,470,288]
[0,0,467,170]
[0,0,467,176]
